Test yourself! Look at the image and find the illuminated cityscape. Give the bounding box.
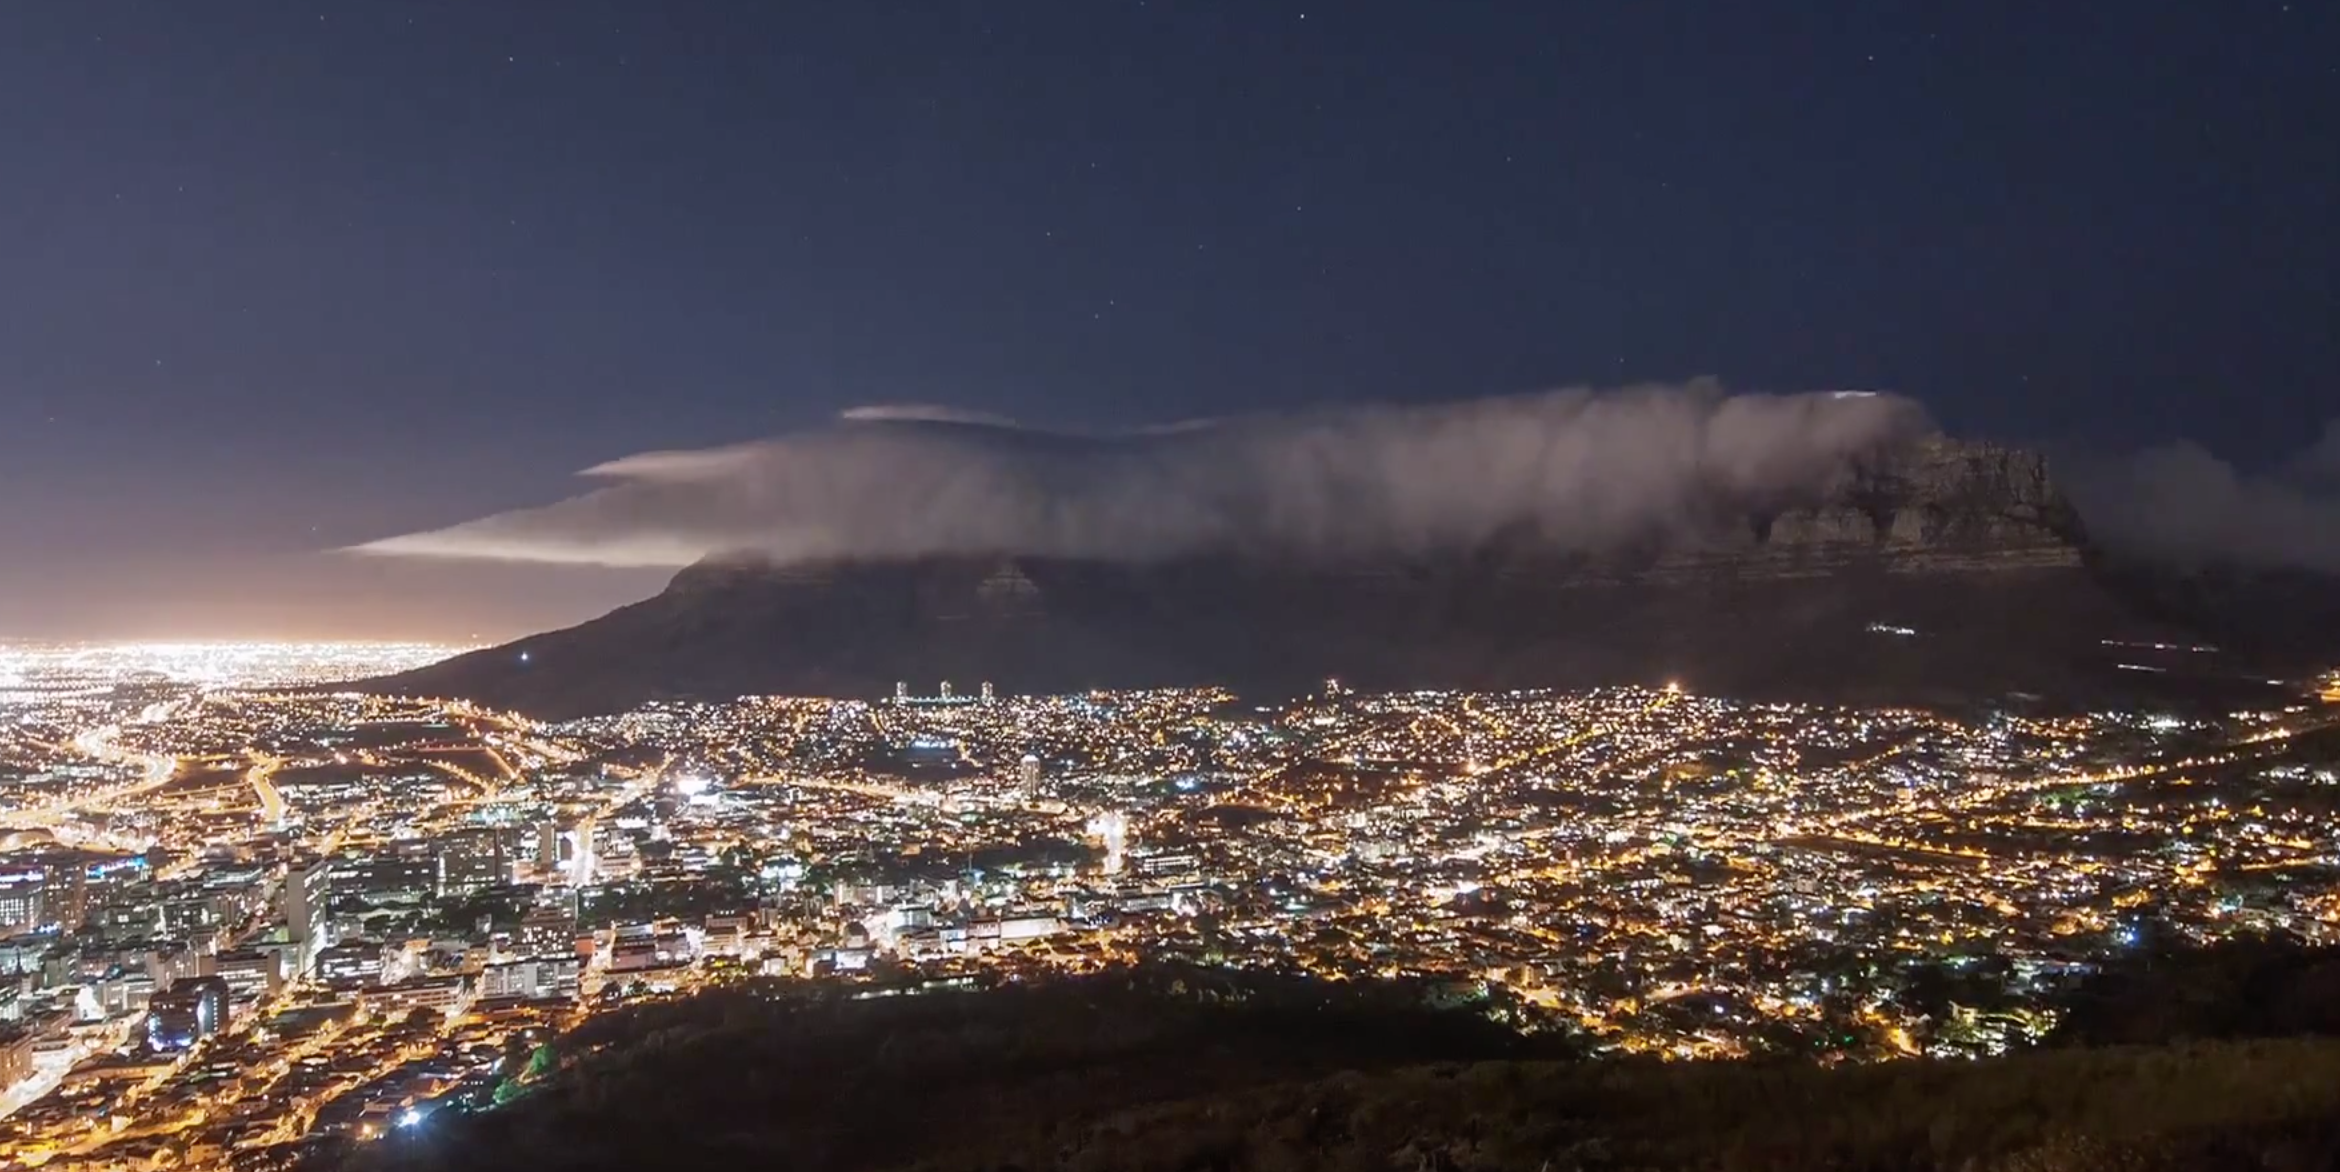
[0,643,2336,1167]
[3,0,2334,1165]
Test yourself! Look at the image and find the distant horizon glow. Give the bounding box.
[0,640,471,694]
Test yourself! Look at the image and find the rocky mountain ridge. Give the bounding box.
[364,435,2322,717]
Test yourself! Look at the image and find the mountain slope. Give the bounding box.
[313,969,2340,1172]
[365,438,2316,717]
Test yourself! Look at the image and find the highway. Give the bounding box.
[0,708,188,841]
[247,753,287,827]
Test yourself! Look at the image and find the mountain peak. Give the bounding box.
[356,434,2328,718]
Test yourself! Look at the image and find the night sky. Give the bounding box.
[3,1,2333,641]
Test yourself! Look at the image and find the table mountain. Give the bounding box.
[363,437,2324,717]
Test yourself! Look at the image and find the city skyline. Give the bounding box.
[1,639,2337,1162]
[8,5,2340,1168]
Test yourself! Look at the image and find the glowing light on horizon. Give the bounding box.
[0,640,471,700]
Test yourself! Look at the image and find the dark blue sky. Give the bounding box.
[2,0,2333,639]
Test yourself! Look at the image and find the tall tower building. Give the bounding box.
[980,681,995,703]
[147,977,229,1051]
[282,857,333,974]
[434,829,510,897]
[938,680,954,701]
[1019,753,1042,799]
[894,681,909,703]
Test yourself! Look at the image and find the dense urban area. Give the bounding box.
[0,641,2336,1170]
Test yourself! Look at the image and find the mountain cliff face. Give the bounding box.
[366,437,2315,717]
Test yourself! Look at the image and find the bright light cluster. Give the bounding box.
[0,642,466,699]
[0,668,2335,1160]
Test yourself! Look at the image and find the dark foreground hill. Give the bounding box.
[363,438,2328,718]
[309,960,2340,1172]
[311,969,1571,1172]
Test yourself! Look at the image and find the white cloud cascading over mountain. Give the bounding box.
[353,381,1934,569]
[2066,420,2340,574]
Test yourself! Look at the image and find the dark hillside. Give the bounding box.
[320,969,1569,1172]
[315,960,2340,1172]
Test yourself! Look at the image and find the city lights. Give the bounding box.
[0,644,2335,1165]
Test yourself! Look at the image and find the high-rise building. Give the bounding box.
[0,1028,37,1089]
[980,680,995,702]
[938,680,954,701]
[35,856,90,930]
[0,852,125,934]
[145,944,208,989]
[517,902,579,958]
[480,956,581,1001]
[434,829,510,897]
[0,871,44,934]
[315,941,385,987]
[212,947,283,1000]
[1019,753,1042,799]
[334,840,434,898]
[146,976,229,1051]
[534,822,563,872]
[281,857,333,973]
[80,855,149,923]
[894,681,909,703]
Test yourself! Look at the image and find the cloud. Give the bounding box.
[835,404,1022,427]
[2066,421,2340,573]
[352,381,1931,569]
